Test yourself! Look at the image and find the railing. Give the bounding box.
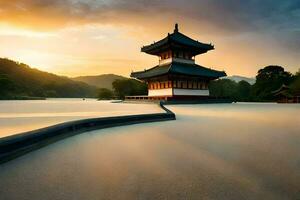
[125,96,170,101]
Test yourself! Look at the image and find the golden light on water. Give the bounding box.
[0,103,299,199]
[0,100,163,137]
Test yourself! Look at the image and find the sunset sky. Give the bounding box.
[0,0,299,77]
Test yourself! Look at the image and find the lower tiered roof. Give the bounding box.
[131,62,226,80]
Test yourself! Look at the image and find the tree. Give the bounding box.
[0,74,15,98]
[290,69,300,96]
[252,65,292,101]
[112,79,147,99]
[236,80,252,101]
[98,88,114,100]
[209,79,238,100]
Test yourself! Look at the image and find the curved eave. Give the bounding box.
[131,63,226,80]
[141,32,214,56]
[142,45,214,56]
[141,42,214,56]
[131,64,170,80]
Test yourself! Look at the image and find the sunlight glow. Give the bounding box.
[0,25,57,38]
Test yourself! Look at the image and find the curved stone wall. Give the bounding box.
[0,102,175,164]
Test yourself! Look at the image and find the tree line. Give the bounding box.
[99,65,300,101]
[1,57,298,102]
[209,65,300,102]
[98,79,147,100]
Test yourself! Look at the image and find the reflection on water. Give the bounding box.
[0,103,299,199]
[0,99,162,137]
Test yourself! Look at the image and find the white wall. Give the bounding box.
[159,58,195,66]
[173,89,209,96]
[148,88,209,96]
[148,88,173,97]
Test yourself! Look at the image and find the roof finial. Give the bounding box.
[174,23,179,32]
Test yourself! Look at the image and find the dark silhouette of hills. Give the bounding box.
[72,74,127,90]
[0,58,98,99]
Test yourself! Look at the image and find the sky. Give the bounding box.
[0,0,299,77]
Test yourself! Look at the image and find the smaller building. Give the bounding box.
[130,24,226,101]
[272,84,300,103]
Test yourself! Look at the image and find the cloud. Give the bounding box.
[0,0,299,36]
[0,0,299,75]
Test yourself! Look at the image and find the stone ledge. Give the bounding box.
[0,102,175,164]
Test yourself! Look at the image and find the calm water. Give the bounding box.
[0,99,162,138]
[0,103,300,199]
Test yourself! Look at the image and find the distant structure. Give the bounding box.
[272,84,300,103]
[129,24,226,101]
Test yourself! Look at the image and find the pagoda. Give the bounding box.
[130,24,226,100]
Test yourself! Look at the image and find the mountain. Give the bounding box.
[0,58,98,99]
[223,75,255,85]
[72,74,127,89]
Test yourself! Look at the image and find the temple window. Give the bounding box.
[173,80,177,88]
[193,81,197,89]
[182,81,187,89]
[188,81,193,89]
[177,81,181,88]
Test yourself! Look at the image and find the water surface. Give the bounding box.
[0,99,162,138]
[0,103,299,199]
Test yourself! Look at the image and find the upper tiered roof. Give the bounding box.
[131,24,225,80]
[141,24,214,56]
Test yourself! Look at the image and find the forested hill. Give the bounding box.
[0,58,98,99]
[72,74,127,90]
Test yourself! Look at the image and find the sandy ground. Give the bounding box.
[0,103,299,200]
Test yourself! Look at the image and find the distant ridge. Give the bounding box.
[0,58,98,99]
[72,74,127,89]
[222,75,255,85]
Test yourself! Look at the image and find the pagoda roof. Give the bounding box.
[272,84,292,96]
[141,24,214,56]
[131,62,226,80]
